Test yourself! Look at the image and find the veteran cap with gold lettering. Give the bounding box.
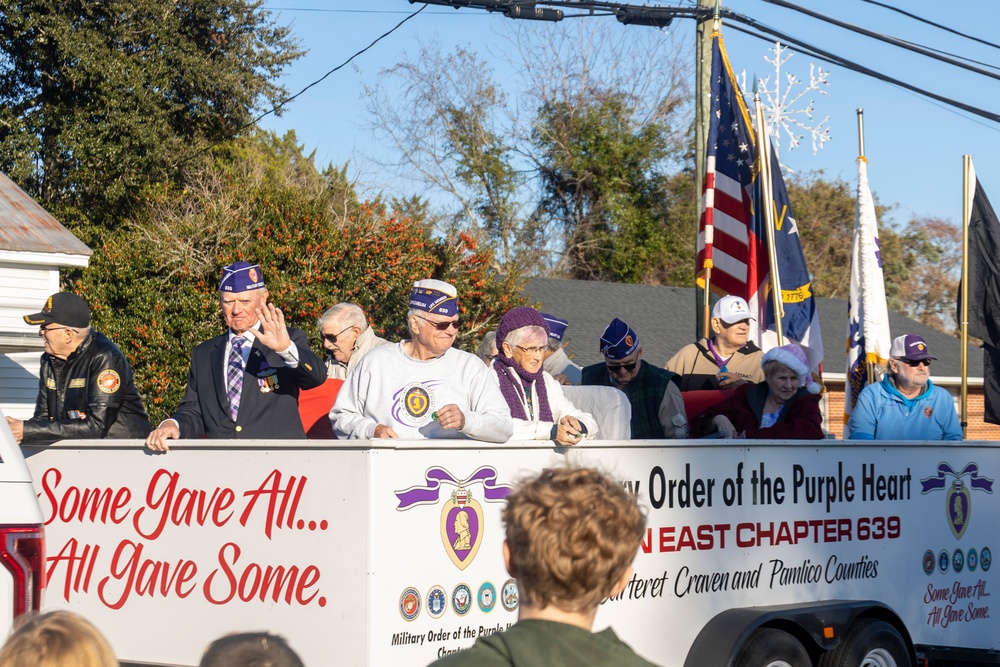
[24,293,91,328]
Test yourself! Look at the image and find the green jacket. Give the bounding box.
[581,360,679,439]
[428,619,661,667]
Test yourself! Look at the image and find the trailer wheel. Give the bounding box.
[818,619,910,667]
[734,628,811,667]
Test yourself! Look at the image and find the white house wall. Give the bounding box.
[0,351,39,420]
[0,261,59,336]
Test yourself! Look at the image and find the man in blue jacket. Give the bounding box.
[848,334,962,440]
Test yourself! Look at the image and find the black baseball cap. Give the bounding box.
[24,293,91,328]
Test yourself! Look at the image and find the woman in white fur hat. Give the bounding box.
[692,342,825,439]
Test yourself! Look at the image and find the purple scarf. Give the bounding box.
[494,355,553,422]
[493,306,554,422]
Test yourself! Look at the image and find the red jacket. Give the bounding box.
[692,381,824,439]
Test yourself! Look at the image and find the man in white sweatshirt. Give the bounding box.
[330,279,513,441]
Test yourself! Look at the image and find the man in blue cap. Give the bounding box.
[145,261,326,450]
[541,313,582,386]
[581,318,688,439]
[331,279,512,441]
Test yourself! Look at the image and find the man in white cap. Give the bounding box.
[848,334,962,440]
[330,279,513,441]
[145,261,326,451]
[665,295,765,391]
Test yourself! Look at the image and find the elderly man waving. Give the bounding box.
[145,261,326,450]
[331,279,512,441]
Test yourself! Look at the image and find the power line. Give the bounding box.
[860,0,1000,53]
[251,4,427,126]
[758,0,1000,84]
[723,13,1000,124]
[177,4,427,166]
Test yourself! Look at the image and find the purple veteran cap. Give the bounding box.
[600,318,640,360]
[219,261,265,292]
[541,313,569,342]
[409,279,458,317]
[890,334,937,361]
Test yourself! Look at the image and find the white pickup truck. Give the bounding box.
[0,413,45,640]
[16,437,1000,666]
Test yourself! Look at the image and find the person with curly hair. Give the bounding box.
[429,465,658,667]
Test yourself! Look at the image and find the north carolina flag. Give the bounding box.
[845,156,891,421]
[759,145,824,371]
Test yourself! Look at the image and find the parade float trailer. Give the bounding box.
[16,437,1000,667]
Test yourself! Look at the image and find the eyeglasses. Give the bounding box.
[514,345,547,355]
[414,315,461,331]
[900,358,931,368]
[607,361,638,373]
[39,326,74,336]
[321,325,354,345]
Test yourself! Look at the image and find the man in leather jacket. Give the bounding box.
[7,292,152,446]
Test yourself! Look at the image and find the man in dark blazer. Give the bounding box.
[145,261,326,451]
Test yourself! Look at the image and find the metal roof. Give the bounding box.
[0,172,91,256]
[524,277,981,380]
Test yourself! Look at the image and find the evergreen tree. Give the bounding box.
[0,0,302,236]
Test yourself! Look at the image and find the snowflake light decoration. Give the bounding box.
[738,42,831,159]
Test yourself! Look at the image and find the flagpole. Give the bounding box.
[961,155,972,437]
[695,0,719,341]
[754,89,784,345]
[857,108,877,387]
[856,108,865,159]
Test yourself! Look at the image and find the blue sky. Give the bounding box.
[259,0,1000,228]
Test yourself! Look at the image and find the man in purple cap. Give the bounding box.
[847,334,962,440]
[581,318,688,439]
[8,292,151,446]
[145,261,326,450]
[331,279,512,441]
[540,313,582,386]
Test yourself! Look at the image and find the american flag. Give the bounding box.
[698,35,769,339]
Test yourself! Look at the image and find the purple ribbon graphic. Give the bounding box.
[395,466,512,510]
[921,462,994,494]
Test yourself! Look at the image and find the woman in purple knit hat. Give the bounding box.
[492,306,597,444]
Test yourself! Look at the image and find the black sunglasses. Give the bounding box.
[415,315,462,331]
[606,361,638,373]
[321,325,354,345]
[901,358,931,368]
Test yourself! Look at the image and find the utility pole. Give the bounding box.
[693,0,715,339]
